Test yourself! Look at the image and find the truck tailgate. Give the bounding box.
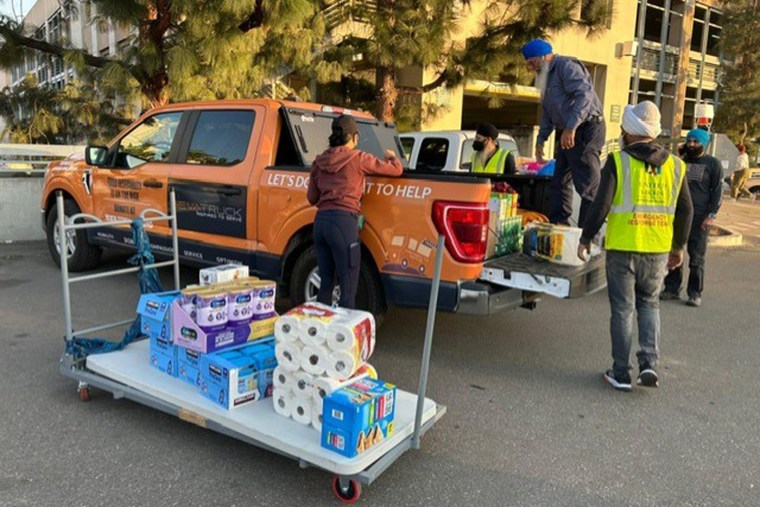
[480,253,606,299]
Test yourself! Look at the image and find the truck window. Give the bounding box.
[400,137,415,163]
[185,110,255,166]
[281,108,406,167]
[461,138,520,171]
[416,138,449,172]
[115,112,183,169]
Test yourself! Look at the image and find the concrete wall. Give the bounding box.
[0,174,45,242]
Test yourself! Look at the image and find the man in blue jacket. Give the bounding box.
[522,38,606,228]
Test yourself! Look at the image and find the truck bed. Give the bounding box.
[480,253,606,299]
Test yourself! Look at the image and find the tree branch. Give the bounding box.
[0,24,117,68]
[397,69,452,96]
[238,0,265,32]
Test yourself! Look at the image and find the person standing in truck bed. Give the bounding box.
[521,38,605,228]
[307,115,403,309]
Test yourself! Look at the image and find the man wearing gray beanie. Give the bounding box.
[578,101,693,391]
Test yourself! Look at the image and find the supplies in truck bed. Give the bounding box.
[487,192,523,258]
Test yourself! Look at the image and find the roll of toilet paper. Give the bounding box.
[292,370,315,399]
[273,391,294,418]
[324,349,361,380]
[273,366,295,393]
[300,345,329,376]
[275,342,301,372]
[291,396,313,425]
[312,376,346,405]
[311,410,323,432]
[324,311,376,362]
[274,315,302,344]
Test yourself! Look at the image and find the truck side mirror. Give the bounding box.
[85,145,109,167]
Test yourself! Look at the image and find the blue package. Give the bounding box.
[198,339,275,410]
[136,291,180,342]
[178,347,202,387]
[149,335,178,377]
[321,378,397,458]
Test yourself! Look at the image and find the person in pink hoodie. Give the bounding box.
[307,115,403,308]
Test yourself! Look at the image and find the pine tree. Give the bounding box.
[713,0,760,147]
[322,0,610,122]
[0,0,326,111]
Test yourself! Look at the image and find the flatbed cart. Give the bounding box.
[55,191,447,504]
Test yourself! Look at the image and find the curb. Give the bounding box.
[708,225,743,247]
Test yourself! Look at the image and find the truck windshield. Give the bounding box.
[281,107,407,167]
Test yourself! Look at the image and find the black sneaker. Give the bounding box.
[603,369,632,391]
[686,296,702,307]
[637,364,659,387]
[660,291,680,300]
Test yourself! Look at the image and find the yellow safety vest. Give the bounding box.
[472,147,510,174]
[606,151,685,253]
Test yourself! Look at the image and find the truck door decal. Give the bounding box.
[170,180,248,239]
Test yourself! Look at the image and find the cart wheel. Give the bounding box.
[331,475,361,504]
[78,386,91,402]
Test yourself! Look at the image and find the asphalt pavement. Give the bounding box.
[1,241,759,506]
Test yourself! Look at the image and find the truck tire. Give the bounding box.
[46,199,103,272]
[289,245,386,325]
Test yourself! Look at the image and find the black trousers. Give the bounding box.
[550,119,606,227]
[313,209,360,309]
[664,215,709,298]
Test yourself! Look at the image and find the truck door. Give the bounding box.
[168,108,261,265]
[91,110,185,238]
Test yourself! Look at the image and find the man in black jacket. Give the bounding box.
[661,128,723,307]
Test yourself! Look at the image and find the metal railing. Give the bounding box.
[57,189,181,344]
[0,143,84,175]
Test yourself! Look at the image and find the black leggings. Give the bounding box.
[313,210,360,309]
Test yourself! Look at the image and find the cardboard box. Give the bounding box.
[178,347,202,387]
[249,315,277,341]
[321,378,397,458]
[172,300,255,353]
[149,335,178,377]
[198,339,276,409]
[136,291,180,342]
[199,264,249,286]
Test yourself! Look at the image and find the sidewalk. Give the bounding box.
[715,197,760,245]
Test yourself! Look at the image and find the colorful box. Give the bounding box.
[199,264,249,286]
[136,291,180,342]
[198,339,276,410]
[149,335,178,377]
[321,378,397,458]
[178,347,202,387]
[172,300,266,353]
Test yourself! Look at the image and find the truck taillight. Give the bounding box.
[432,201,489,263]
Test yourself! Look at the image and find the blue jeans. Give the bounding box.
[606,251,669,375]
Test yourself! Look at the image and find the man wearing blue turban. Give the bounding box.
[661,128,722,307]
[521,38,605,228]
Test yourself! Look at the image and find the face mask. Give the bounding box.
[618,136,626,150]
[473,140,485,152]
[685,145,703,158]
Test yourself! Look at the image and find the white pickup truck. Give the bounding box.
[399,130,584,225]
[399,130,522,173]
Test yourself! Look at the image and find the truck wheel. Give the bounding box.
[46,199,103,272]
[289,245,386,325]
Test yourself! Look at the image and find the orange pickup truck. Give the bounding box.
[41,99,605,320]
